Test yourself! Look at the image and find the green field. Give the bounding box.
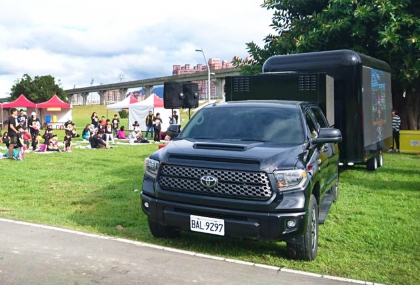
[0,105,419,285]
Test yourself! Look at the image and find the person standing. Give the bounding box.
[170,110,179,124]
[91,112,99,129]
[153,113,163,142]
[18,109,28,130]
[145,111,154,139]
[104,119,115,145]
[392,109,401,153]
[7,108,19,159]
[112,114,120,138]
[28,112,41,146]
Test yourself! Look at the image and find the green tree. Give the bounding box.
[10,74,68,103]
[233,0,420,129]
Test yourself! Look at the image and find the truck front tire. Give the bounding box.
[286,194,319,261]
[148,218,180,239]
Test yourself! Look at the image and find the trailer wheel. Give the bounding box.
[366,156,378,171]
[148,218,180,239]
[377,153,383,167]
[286,195,318,261]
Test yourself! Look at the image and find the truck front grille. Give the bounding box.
[158,165,272,200]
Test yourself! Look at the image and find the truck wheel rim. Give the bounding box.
[311,207,317,250]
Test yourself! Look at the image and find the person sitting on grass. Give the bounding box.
[117,126,127,139]
[129,129,149,144]
[89,129,110,149]
[39,127,53,152]
[33,133,43,151]
[65,123,79,138]
[2,131,10,148]
[47,135,62,152]
[82,124,91,140]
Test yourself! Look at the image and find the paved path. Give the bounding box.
[0,219,381,285]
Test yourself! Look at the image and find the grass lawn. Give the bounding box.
[0,106,419,285]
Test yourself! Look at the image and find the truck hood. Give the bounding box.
[152,139,306,172]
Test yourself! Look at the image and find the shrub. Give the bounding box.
[119,109,128,119]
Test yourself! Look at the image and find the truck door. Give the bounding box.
[310,106,339,190]
[304,108,328,191]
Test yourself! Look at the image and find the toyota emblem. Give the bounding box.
[200,175,218,188]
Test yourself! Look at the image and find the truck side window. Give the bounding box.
[311,107,329,128]
[305,111,318,138]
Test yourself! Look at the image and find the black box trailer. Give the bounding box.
[224,49,393,170]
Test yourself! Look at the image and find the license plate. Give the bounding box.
[190,215,225,236]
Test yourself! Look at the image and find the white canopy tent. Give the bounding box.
[128,94,179,131]
[106,95,139,110]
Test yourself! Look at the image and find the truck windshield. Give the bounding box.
[181,105,304,144]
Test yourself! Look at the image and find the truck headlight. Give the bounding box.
[273,169,307,191]
[145,158,160,179]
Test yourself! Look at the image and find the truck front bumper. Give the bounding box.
[141,193,307,241]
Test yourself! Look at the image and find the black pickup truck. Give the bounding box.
[141,100,342,261]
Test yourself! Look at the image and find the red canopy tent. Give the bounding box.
[1,94,37,129]
[36,94,71,109]
[36,94,72,126]
[2,94,37,108]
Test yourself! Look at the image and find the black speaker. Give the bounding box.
[164,81,184,109]
[182,82,199,108]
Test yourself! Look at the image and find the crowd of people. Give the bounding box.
[1,108,178,160]
[1,108,82,159]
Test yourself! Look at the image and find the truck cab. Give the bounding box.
[141,100,341,261]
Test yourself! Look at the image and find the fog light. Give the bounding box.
[144,202,149,208]
[286,220,297,228]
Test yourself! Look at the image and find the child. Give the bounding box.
[16,125,25,160]
[41,128,54,152]
[34,133,43,151]
[23,129,32,150]
[117,126,127,139]
[63,133,72,152]
[47,135,62,152]
[2,132,10,148]
[104,119,115,144]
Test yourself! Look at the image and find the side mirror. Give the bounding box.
[311,128,342,144]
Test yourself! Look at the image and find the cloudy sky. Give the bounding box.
[0,0,274,98]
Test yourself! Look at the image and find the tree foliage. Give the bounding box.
[233,0,420,129]
[10,74,68,103]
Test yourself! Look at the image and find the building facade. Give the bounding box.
[173,58,233,99]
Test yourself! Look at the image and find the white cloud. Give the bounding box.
[0,0,274,98]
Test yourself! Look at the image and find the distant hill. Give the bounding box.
[128,86,163,98]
